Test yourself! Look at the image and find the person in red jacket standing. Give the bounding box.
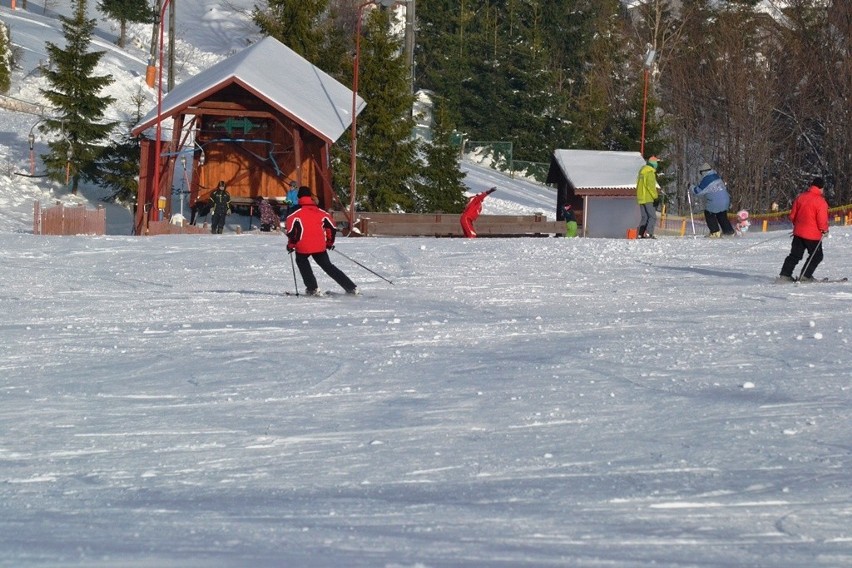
[778,177,830,282]
[460,187,496,238]
[285,187,358,296]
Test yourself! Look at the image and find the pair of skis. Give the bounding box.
[284,290,366,298]
[802,277,847,283]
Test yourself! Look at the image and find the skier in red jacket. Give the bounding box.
[460,187,496,238]
[778,177,830,282]
[285,187,358,296]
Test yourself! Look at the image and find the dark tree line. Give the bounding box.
[255,0,469,214]
[635,0,849,211]
[415,0,848,212]
[253,0,659,214]
[27,0,849,214]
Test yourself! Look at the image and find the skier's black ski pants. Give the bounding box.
[295,251,356,292]
[781,236,823,278]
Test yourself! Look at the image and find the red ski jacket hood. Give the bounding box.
[790,185,829,240]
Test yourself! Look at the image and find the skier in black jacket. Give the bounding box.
[210,181,231,234]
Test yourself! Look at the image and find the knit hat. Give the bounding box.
[647,156,659,168]
[699,162,712,173]
[297,186,312,198]
[811,177,824,189]
[289,181,298,189]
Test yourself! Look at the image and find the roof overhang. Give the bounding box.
[576,188,636,197]
[550,149,647,191]
[132,36,365,144]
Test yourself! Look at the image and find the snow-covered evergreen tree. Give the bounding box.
[417,100,467,213]
[351,7,420,212]
[40,0,117,194]
[98,0,154,49]
[0,23,12,94]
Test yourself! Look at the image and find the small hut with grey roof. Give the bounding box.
[547,150,655,238]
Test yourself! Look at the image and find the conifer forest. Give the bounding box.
[98,1,852,214]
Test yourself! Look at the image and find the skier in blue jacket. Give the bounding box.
[692,163,735,237]
[285,181,300,216]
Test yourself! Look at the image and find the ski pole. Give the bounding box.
[289,250,300,296]
[332,248,394,285]
[685,184,696,236]
[798,233,826,280]
[738,230,792,253]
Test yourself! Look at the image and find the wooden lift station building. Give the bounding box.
[131,36,364,235]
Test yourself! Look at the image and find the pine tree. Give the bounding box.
[97,89,147,207]
[494,1,551,159]
[252,0,328,63]
[350,7,420,212]
[98,0,153,48]
[417,100,467,213]
[416,1,609,163]
[0,22,12,94]
[571,1,635,151]
[413,0,476,136]
[97,132,141,206]
[40,0,117,194]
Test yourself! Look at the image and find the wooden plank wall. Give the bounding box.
[33,201,106,236]
[145,220,209,235]
[332,212,566,237]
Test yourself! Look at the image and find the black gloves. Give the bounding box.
[653,198,661,208]
[487,187,496,194]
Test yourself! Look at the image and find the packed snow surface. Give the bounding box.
[1,230,851,567]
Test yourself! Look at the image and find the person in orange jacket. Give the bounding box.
[778,177,829,282]
[460,187,496,238]
[285,187,358,296]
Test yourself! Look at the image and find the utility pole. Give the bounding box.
[404,0,415,94]
[146,0,162,88]
[168,0,176,91]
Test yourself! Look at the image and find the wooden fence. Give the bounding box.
[33,201,106,236]
[335,212,565,237]
[144,220,209,235]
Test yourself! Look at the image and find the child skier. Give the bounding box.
[563,204,578,238]
[735,210,750,235]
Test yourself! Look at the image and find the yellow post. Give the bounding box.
[680,220,686,237]
[762,220,768,232]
